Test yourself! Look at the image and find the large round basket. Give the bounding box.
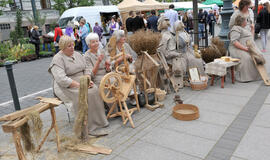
[190,76,208,91]
[172,104,199,121]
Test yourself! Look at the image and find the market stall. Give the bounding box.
[167,2,214,11]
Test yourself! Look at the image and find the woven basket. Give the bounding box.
[190,76,208,91]
[156,88,166,102]
[172,104,199,121]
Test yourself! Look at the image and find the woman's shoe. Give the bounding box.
[261,49,266,53]
[89,128,108,137]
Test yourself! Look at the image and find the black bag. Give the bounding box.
[138,92,155,107]
[255,23,261,34]
[29,38,37,44]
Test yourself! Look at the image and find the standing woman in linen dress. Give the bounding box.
[229,0,254,32]
[229,15,261,82]
[48,35,109,136]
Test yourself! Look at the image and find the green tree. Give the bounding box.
[0,0,12,15]
[26,10,47,27]
[110,0,123,5]
[53,0,95,15]
[10,9,24,44]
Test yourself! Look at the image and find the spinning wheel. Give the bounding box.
[116,64,126,74]
[99,72,122,104]
[99,47,140,128]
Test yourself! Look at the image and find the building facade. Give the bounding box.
[0,0,104,41]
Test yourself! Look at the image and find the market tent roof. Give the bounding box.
[202,0,223,6]
[117,0,146,12]
[168,2,214,11]
[143,0,169,10]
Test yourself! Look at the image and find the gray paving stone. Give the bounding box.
[159,116,227,141]
[230,156,248,160]
[233,126,270,160]
[141,127,216,159]
[188,99,244,115]
[198,109,236,126]
[120,140,202,160]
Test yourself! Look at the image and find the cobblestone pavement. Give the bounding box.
[1,28,270,160]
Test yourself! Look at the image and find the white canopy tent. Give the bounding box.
[165,2,214,11]
[143,0,169,10]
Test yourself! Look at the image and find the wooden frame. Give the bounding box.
[0,97,62,160]
[189,67,201,82]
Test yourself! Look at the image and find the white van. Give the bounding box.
[58,5,120,32]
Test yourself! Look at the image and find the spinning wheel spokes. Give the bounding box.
[99,72,122,103]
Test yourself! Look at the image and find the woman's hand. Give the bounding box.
[69,80,80,88]
[98,54,104,62]
[105,61,111,72]
[88,81,94,88]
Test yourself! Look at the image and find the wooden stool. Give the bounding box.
[210,66,236,88]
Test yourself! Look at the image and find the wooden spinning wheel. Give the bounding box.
[99,72,122,104]
[99,47,140,128]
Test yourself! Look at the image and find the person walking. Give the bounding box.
[93,22,104,41]
[32,26,41,58]
[132,11,145,32]
[207,10,216,36]
[164,4,178,31]
[147,10,159,32]
[126,11,134,34]
[257,1,270,52]
[53,24,63,54]
[78,18,89,54]
[109,16,119,35]
[198,9,206,40]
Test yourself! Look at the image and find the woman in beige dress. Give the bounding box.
[229,0,254,32]
[229,15,261,82]
[48,35,109,136]
[84,33,111,87]
[107,30,137,72]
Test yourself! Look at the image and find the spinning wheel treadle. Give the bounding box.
[99,72,122,104]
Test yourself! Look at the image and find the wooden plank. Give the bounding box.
[141,51,160,67]
[65,144,112,155]
[252,57,270,86]
[120,75,136,101]
[0,103,45,122]
[3,104,50,131]
[12,130,26,160]
[36,97,63,106]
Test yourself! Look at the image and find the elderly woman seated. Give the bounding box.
[84,33,111,87]
[107,30,137,72]
[229,15,261,82]
[48,35,109,136]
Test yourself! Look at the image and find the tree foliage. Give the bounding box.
[26,10,47,27]
[110,0,123,5]
[10,9,24,44]
[0,0,12,15]
[53,0,95,15]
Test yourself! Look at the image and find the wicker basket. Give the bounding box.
[156,88,166,102]
[190,76,208,91]
[172,104,199,121]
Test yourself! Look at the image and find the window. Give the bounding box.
[10,0,23,10]
[40,0,51,9]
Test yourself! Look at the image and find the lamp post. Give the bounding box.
[218,0,234,49]
[30,0,38,25]
[193,0,199,46]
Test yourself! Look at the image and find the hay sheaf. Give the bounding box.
[211,37,226,56]
[200,37,226,63]
[74,76,89,140]
[20,111,43,152]
[128,30,161,55]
